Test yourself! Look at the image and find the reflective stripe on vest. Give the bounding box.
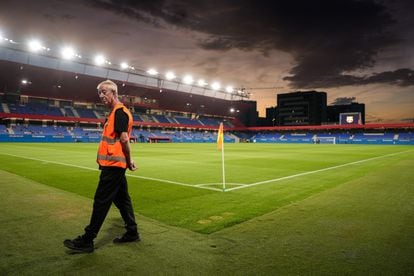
[101,136,120,144]
[97,154,126,163]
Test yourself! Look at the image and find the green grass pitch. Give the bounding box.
[0,143,413,274]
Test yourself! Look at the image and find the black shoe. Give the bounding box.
[64,236,94,253]
[113,233,140,244]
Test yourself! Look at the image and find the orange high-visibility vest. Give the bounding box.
[97,104,133,168]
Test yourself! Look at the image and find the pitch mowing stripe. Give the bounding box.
[1,149,412,193]
[226,150,413,191]
[0,153,222,192]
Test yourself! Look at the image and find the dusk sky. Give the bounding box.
[1,0,413,122]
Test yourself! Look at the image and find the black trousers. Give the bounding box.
[83,167,138,241]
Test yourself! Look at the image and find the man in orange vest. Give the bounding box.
[64,80,139,253]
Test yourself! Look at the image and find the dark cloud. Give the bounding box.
[89,0,165,26]
[363,68,414,86]
[90,0,412,88]
[284,68,414,88]
[331,97,356,105]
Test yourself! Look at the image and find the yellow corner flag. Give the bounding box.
[217,122,224,150]
[217,122,226,192]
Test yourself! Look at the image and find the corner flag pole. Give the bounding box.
[217,122,226,192]
[221,137,226,192]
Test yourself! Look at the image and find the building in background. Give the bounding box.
[276,91,327,126]
[231,100,258,127]
[265,106,278,126]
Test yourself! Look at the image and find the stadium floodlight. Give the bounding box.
[0,34,12,44]
[21,79,31,85]
[165,71,176,80]
[120,62,129,70]
[28,39,43,52]
[211,82,221,90]
[147,68,158,75]
[183,75,194,85]
[197,79,208,86]
[94,54,105,66]
[61,46,76,60]
[225,86,234,93]
[230,108,235,113]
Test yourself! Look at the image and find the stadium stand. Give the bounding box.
[197,116,234,128]
[142,114,163,123]
[71,127,101,142]
[281,133,314,143]
[247,129,414,145]
[1,121,413,145]
[8,102,63,117]
[198,117,220,126]
[75,107,99,119]
[251,132,283,143]
[63,107,76,117]
[153,114,172,124]
[0,124,8,134]
[132,114,143,122]
[349,132,394,144]
[174,116,202,126]
[0,93,413,145]
[396,132,414,144]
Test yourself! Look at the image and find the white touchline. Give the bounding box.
[226,150,413,192]
[0,153,222,192]
[195,182,247,187]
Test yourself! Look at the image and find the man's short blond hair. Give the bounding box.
[97,80,118,94]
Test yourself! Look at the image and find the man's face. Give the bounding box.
[97,85,114,106]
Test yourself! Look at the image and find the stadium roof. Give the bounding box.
[0,59,257,118]
[0,45,248,101]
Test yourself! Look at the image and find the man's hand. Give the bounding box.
[128,159,137,171]
[119,131,137,171]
